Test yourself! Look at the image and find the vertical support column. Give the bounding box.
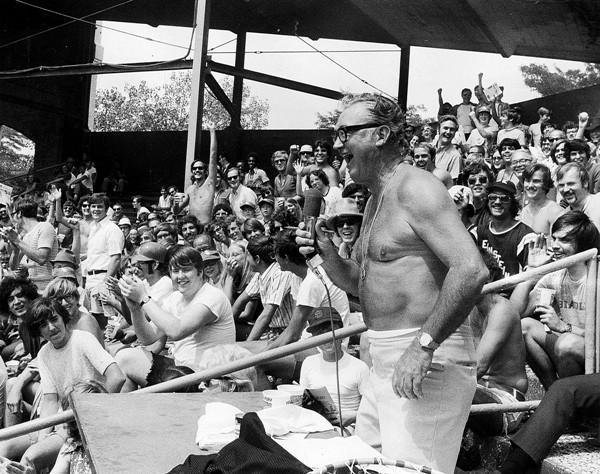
[397,45,410,110]
[231,31,246,128]
[584,253,598,374]
[184,0,211,189]
[231,31,246,162]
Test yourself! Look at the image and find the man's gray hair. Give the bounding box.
[343,93,405,144]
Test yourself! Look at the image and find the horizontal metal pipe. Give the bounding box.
[470,400,540,414]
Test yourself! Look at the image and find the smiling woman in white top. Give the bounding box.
[118,246,234,389]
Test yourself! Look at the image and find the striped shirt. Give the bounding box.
[246,262,300,328]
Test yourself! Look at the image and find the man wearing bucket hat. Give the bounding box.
[475,181,535,279]
[326,198,363,259]
[468,104,498,152]
[300,307,369,427]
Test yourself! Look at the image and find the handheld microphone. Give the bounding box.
[302,188,325,269]
[302,188,323,242]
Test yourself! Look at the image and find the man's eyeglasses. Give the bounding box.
[273,159,286,164]
[488,194,512,203]
[333,122,383,143]
[500,146,516,152]
[548,138,561,142]
[468,176,488,185]
[227,175,239,181]
[513,160,532,166]
[192,167,206,172]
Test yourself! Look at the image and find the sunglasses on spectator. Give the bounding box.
[488,194,511,203]
[467,176,488,185]
[500,146,516,152]
[273,159,286,164]
[336,216,361,227]
[192,166,206,171]
[548,138,560,142]
[227,175,239,181]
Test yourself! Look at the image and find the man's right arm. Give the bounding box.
[297,221,360,296]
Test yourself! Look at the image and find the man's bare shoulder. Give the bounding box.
[394,165,451,204]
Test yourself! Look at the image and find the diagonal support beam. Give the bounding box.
[207,60,343,101]
[462,0,513,58]
[204,71,237,119]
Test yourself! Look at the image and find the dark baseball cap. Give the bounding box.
[306,307,343,334]
[487,181,517,197]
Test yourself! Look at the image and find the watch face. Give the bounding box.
[420,333,433,346]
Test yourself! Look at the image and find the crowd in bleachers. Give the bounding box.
[0,80,599,472]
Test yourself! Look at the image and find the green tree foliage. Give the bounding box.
[520,63,600,96]
[94,72,270,131]
[0,125,35,187]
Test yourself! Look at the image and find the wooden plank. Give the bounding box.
[71,392,266,474]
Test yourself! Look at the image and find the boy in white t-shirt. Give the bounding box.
[300,309,369,427]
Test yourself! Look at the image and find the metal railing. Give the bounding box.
[0,248,597,440]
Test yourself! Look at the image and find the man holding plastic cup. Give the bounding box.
[511,210,600,389]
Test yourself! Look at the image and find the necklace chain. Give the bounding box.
[360,163,403,281]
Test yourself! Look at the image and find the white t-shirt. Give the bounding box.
[38,330,116,401]
[296,270,350,325]
[323,186,343,218]
[163,283,235,370]
[533,268,586,329]
[21,221,58,290]
[300,352,369,413]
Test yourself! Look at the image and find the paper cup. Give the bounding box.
[276,384,305,406]
[537,288,556,306]
[263,389,291,407]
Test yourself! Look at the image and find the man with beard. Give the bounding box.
[413,143,453,188]
[557,162,600,230]
[511,211,600,389]
[475,182,535,279]
[520,164,564,235]
[435,115,462,182]
[297,93,487,472]
[174,128,217,226]
[179,215,202,246]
